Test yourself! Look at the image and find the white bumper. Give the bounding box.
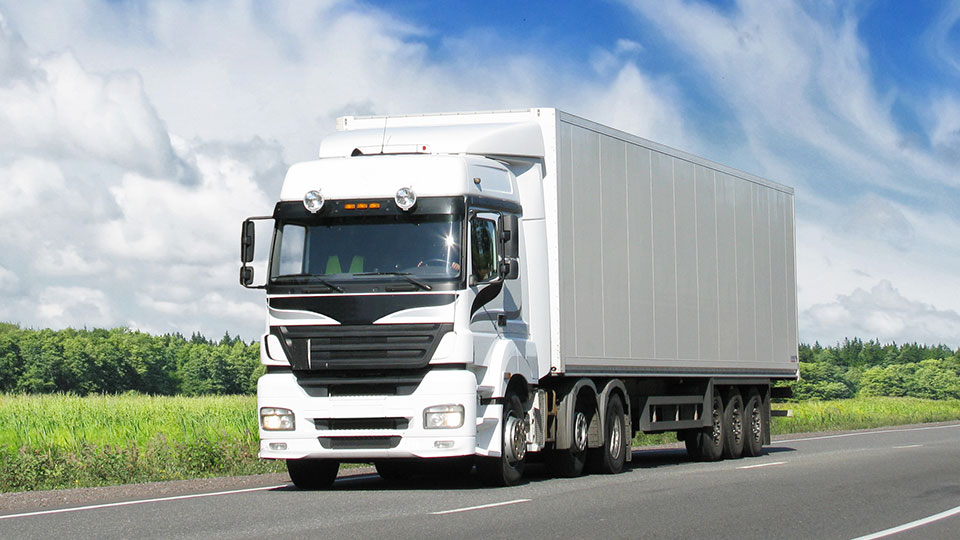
[258,369,496,460]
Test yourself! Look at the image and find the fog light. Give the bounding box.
[434,440,455,449]
[395,187,416,211]
[269,442,288,451]
[423,404,464,429]
[303,190,324,213]
[261,407,295,431]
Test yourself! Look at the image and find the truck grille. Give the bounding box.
[313,417,410,431]
[271,323,453,371]
[318,436,401,449]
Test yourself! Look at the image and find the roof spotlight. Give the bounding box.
[303,190,324,213]
[395,187,416,211]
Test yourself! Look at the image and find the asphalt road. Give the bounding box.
[2,422,959,539]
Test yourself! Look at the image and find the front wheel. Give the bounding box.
[693,390,724,461]
[722,390,745,459]
[286,459,339,490]
[742,388,765,457]
[477,393,527,486]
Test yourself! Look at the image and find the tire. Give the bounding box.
[722,390,745,459]
[694,390,724,461]
[742,388,765,457]
[548,397,591,477]
[587,394,627,474]
[681,429,701,459]
[375,460,416,482]
[477,393,527,486]
[286,458,339,490]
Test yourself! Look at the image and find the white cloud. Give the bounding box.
[803,281,960,346]
[36,286,114,328]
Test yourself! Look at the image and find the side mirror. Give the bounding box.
[500,214,519,259]
[241,219,256,263]
[500,214,520,280]
[240,266,254,286]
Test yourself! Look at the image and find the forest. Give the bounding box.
[1,323,959,399]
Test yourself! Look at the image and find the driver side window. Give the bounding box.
[471,216,499,283]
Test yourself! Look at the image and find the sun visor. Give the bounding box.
[318,122,545,159]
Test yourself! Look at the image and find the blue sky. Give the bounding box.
[0,0,959,346]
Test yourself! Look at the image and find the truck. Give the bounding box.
[240,108,799,488]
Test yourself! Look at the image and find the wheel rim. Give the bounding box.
[608,414,623,460]
[504,413,527,465]
[731,401,743,445]
[711,399,722,445]
[750,403,762,442]
[573,411,589,452]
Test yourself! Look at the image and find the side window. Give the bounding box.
[276,224,305,276]
[470,216,499,283]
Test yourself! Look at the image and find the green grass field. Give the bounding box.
[1,394,958,493]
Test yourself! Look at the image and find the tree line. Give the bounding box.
[2,323,959,399]
[791,338,960,400]
[0,323,261,396]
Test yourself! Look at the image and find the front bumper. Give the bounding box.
[258,369,483,460]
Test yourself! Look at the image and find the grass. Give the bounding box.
[1,394,957,493]
[0,394,283,493]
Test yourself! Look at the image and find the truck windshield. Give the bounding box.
[271,214,462,287]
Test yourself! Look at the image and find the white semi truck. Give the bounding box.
[240,108,799,487]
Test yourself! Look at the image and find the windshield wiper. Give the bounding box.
[353,272,432,291]
[272,275,345,293]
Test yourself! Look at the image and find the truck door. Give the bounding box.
[469,212,502,364]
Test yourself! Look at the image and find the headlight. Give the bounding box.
[303,190,324,213]
[423,404,464,429]
[260,407,295,431]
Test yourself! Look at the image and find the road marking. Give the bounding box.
[851,504,960,540]
[737,461,786,470]
[430,499,531,515]
[0,485,286,521]
[776,423,960,444]
[892,444,923,449]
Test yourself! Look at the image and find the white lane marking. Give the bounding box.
[851,504,960,540]
[430,498,531,515]
[0,485,286,521]
[892,444,923,449]
[737,461,786,470]
[776,423,960,444]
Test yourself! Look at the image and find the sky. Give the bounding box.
[0,0,959,347]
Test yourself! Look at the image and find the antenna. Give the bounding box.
[379,116,388,155]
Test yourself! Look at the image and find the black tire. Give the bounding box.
[742,388,765,457]
[681,429,701,459]
[587,394,627,474]
[722,390,745,459]
[375,460,416,482]
[548,397,591,477]
[286,458,339,490]
[477,393,526,486]
[694,390,724,461]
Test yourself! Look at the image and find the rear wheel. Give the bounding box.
[722,390,745,459]
[286,459,339,490]
[742,388,765,457]
[694,390,724,461]
[477,393,527,486]
[588,394,627,474]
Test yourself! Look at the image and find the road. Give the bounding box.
[2,422,959,539]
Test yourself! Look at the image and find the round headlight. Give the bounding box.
[395,187,416,211]
[303,190,324,213]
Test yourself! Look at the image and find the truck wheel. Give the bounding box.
[587,394,627,474]
[548,399,591,477]
[722,390,745,459]
[694,390,724,461]
[681,429,701,459]
[286,458,339,490]
[375,460,415,482]
[477,393,526,486]
[742,388,765,457]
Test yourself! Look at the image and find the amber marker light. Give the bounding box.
[344,203,356,209]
